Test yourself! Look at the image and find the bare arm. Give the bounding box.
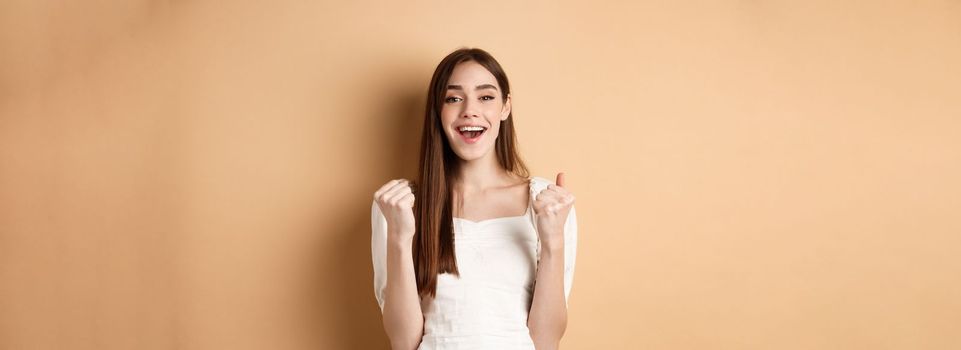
[528,174,577,349]
[372,180,425,349]
[381,232,424,350]
[527,242,568,349]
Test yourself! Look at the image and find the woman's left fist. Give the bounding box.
[533,172,575,249]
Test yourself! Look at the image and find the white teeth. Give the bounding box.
[458,126,486,132]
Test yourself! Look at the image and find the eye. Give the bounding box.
[445,96,462,103]
[480,95,495,101]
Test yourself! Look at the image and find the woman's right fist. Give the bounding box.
[374,179,417,241]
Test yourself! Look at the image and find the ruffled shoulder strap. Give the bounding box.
[527,176,554,245]
[528,176,553,197]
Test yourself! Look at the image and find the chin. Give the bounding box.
[454,152,482,162]
[453,147,491,162]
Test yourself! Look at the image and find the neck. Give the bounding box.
[455,151,512,194]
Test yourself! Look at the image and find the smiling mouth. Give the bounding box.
[459,129,485,138]
[456,127,487,143]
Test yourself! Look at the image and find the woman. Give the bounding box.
[371,47,578,350]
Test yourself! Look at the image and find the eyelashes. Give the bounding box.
[444,95,496,103]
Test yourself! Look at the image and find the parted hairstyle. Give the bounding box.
[412,47,530,298]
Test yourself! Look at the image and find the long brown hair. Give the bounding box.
[413,48,530,298]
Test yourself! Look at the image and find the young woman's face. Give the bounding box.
[440,60,511,162]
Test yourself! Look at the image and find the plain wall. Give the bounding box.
[1,1,959,349]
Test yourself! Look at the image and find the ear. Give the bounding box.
[501,93,512,121]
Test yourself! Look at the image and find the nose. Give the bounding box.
[460,98,481,119]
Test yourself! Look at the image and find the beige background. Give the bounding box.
[2,1,960,349]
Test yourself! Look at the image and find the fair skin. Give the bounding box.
[441,61,527,219]
[374,60,575,350]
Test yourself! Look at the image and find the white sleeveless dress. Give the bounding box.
[371,176,578,350]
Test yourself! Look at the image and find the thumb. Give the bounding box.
[555,172,566,188]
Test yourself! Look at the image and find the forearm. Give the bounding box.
[527,243,568,349]
[382,232,424,349]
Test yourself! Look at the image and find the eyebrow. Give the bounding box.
[446,84,498,91]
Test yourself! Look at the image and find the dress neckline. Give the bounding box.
[453,205,531,225]
[452,178,534,225]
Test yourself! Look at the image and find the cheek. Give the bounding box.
[440,107,458,123]
[438,113,455,131]
[488,124,502,140]
[481,103,501,115]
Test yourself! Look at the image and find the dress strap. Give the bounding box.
[527,178,536,226]
[528,177,541,260]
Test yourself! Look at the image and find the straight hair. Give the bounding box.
[413,47,530,298]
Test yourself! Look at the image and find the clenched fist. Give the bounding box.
[533,172,575,249]
[374,179,417,241]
